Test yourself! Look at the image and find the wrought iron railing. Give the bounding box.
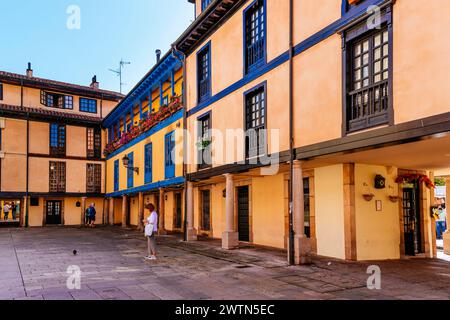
[246,38,265,72]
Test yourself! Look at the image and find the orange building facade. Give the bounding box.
[174,0,450,262]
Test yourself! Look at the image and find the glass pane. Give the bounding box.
[374,34,381,47]
[354,44,361,56]
[374,48,381,60]
[383,57,389,70]
[374,61,381,73]
[374,74,381,83]
[354,58,361,68]
[354,71,361,81]
[383,31,388,42]
[354,81,361,90]
[383,44,389,57]
[383,71,389,80]
[363,40,369,52]
[363,79,369,87]
[363,53,369,65]
[362,66,369,78]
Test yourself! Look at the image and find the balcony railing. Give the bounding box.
[347,81,389,132]
[246,38,265,72]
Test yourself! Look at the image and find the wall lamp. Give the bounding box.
[122,155,139,174]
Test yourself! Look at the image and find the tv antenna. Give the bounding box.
[109,59,131,94]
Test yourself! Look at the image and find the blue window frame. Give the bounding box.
[164,131,176,179]
[114,159,119,192]
[144,143,153,184]
[244,0,266,74]
[197,42,211,103]
[127,152,134,188]
[79,98,97,113]
[244,82,267,158]
[0,83,3,100]
[201,0,212,11]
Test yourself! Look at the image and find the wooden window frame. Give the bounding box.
[49,161,66,193]
[197,111,212,170]
[86,163,102,193]
[49,123,66,157]
[243,0,267,75]
[197,42,211,104]
[244,82,267,160]
[40,91,73,109]
[342,6,394,135]
[87,127,101,159]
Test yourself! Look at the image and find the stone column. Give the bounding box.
[292,161,311,264]
[108,198,115,226]
[222,174,239,250]
[81,197,87,226]
[159,188,167,235]
[122,195,128,228]
[138,192,145,232]
[186,181,197,241]
[444,178,450,255]
[21,196,28,228]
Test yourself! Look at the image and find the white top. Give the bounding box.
[3,205,10,213]
[147,211,158,232]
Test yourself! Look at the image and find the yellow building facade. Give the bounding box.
[173,0,450,262]
[103,51,185,233]
[0,65,122,227]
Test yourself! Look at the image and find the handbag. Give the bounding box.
[145,223,154,237]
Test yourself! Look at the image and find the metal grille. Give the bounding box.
[86,163,101,193]
[49,161,66,193]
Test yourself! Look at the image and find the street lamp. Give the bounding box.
[122,155,139,174]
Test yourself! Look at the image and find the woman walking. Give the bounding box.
[143,203,158,260]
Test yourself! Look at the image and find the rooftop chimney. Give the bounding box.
[90,75,99,89]
[156,49,162,63]
[26,62,33,78]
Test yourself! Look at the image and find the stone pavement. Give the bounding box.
[1,226,450,300]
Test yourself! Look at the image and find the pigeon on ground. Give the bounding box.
[73,250,78,256]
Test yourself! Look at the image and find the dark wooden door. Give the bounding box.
[46,201,62,225]
[175,193,182,229]
[402,184,422,256]
[238,186,250,242]
[201,190,211,231]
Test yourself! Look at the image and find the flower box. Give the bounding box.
[104,95,183,156]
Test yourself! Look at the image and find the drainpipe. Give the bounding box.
[171,45,188,242]
[288,0,295,265]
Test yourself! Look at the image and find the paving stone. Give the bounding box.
[1,227,450,300]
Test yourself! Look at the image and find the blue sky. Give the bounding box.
[0,0,194,94]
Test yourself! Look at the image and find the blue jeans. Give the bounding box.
[436,221,446,239]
